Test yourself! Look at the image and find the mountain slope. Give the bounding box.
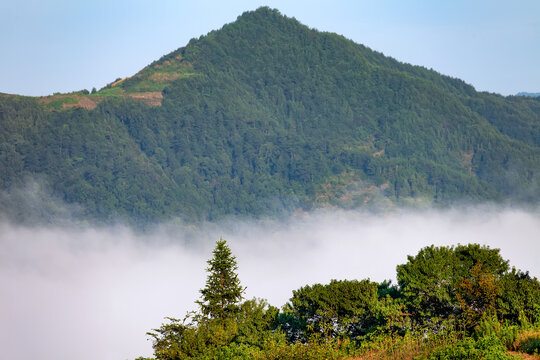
[1,7,539,224]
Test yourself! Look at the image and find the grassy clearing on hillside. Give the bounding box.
[93,86,125,97]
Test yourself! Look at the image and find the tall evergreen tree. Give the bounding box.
[197,238,245,321]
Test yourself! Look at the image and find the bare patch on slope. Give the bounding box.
[128,91,163,106]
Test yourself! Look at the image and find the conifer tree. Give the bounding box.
[197,238,245,321]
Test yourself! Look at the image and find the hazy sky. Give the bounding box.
[1,0,539,96]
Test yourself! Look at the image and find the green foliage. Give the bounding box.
[147,317,196,360]
[396,244,510,330]
[498,269,540,325]
[474,315,516,346]
[456,263,500,332]
[197,239,245,321]
[235,298,279,348]
[43,96,78,110]
[143,243,540,359]
[517,332,540,355]
[148,240,280,359]
[423,336,516,360]
[281,279,403,342]
[93,86,125,97]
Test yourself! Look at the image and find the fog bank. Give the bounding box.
[1,206,539,360]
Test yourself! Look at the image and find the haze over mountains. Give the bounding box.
[517,92,540,98]
[1,7,539,224]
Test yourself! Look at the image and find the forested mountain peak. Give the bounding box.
[1,7,540,224]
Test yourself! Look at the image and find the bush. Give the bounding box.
[475,314,519,349]
[205,343,260,360]
[516,330,540,355]
[424,336,515,360]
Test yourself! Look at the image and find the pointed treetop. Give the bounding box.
[197,238,245,320]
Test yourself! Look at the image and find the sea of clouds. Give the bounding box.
[1,206,539,360]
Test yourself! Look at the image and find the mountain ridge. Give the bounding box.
[1,7,539,224]
[517,92,540,98]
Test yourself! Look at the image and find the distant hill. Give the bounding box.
[516,92,540,98]
[1,7,540,224]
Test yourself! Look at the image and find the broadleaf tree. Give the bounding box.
[396,243,510,329]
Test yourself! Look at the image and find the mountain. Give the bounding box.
[1,7,540,224]
[517,92,540,98]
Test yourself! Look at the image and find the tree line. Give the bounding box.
[138,239,540,360]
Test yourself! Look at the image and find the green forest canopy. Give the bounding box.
[1,7,540,224]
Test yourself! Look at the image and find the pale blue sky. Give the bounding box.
[1,0,539,96]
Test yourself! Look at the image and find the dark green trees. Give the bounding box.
[197,238,245,321]
[148,239,245,358]
[397,244,510,327]
[284,280,384,340]
[396,244,540,332]
[498,268,540,325]
[147,239,282,359]
[278,279,405,344]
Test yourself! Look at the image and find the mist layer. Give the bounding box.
[1,206,539,360]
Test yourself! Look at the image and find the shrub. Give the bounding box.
[475,314,519,349]
[516,330,540,355]
[423,336,515,360]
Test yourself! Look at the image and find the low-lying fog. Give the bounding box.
[1,206,539,360]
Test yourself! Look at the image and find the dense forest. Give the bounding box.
[138,240,540,360]
[1,7,540,224]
